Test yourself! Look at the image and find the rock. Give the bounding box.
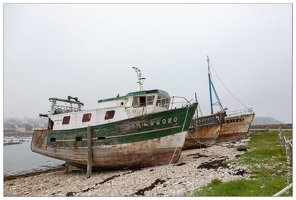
[237,146,248,151]
[4,144,250,197]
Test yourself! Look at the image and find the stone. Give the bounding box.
[4,144,251,197]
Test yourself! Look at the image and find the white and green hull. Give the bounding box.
[31,104,197,169]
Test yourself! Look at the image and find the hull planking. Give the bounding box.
[31,104,197,169]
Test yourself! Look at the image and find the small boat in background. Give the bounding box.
[183,56,255,149]
[4,136,22,145]
[31,67,197,170]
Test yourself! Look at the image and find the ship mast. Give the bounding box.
[132,67,146,91]
[207,56,223,114]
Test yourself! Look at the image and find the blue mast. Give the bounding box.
[207,56,223,114]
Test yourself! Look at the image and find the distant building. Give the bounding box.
[16,126,26,133]
[9,124,26,133]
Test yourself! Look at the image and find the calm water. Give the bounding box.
[3,142,65,177]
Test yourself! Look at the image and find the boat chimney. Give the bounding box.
[132,67,145,91]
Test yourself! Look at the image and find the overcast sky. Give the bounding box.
[3,3,293,123]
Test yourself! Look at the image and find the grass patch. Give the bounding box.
[185,131,292,196]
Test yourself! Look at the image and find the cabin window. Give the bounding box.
[146,95,155,105]
[82,113,92,122]
[139,96,146,106]
[62,116,70,125]
[76,137,82,141]
[133,96,147,107]
[157,96,161,106]
[105,110,115,120]
[156,95,170,108]
[50,138,56,142]
[133,97,139,107]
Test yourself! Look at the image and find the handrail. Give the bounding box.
[226,108,253,116]
[170,96,193,109]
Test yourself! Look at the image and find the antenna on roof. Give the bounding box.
[132,67,145,91]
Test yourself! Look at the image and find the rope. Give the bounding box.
[187,131,209,147]
[168,146,178,166]
[160,105,191,178]
[209,61,248,109]
[181,105,190,132]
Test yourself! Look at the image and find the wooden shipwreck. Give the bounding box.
[31,67,197,170]
[183,56,255,149]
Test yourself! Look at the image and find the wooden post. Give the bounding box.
[286,141,292,165]
[278,127,282,145]
[86,126,93,178]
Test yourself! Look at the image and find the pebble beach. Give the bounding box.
[4,140,250,197]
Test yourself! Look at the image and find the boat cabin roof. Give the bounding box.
[97,89,169,103]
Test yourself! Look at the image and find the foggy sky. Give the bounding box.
[3,3,293,123]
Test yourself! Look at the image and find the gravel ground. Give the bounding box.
[3,139,250,197]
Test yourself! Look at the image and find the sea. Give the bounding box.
[3,141,65,177]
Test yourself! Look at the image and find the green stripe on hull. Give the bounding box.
[46,104,197,147]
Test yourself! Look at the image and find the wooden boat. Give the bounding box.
[183,56,255,149]
[185,109,226,149]
[31,67,197,170]
[217,109,255,143]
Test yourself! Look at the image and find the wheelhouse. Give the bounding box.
[97,89,171,110]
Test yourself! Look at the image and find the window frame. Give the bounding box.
[62,116,71,125]
[105,110,115,120]
[82,113,92,122]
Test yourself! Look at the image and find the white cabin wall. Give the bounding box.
[50,106,129,130]
[154,107,168,113]
[98,99,127,109]
[50,109,97,130]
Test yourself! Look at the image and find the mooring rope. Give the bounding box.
[181,105,190,132]
[187,131,208,147]
[159,105,191,178]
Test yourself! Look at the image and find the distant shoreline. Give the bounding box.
[250,124,292,130]
[3,131,33,138]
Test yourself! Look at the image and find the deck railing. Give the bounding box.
[226,108,253,116]
[169,96,193,109]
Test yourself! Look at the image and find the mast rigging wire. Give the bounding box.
[209,61,248,109]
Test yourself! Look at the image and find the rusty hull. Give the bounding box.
[183,125,219,149]
[31,129,186,169]
[216,112,255,143]
[183,112,255,148]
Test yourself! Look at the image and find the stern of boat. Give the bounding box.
[31,129,48,155]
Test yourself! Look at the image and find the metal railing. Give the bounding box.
[170,96,193,109]
[226,108,253,116]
